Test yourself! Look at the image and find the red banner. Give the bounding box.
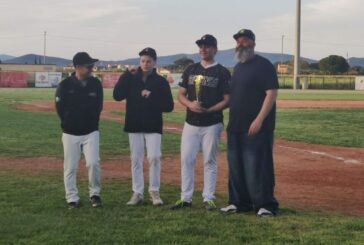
[0,71,28,88]
[102,73,121,88]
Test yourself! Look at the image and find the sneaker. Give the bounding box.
[126,193,144,206]
[170,199,192,210]
[68,201,80,209]
[90,195,102,208]
[256,208,275,218]
[203,200,217,211]
[220,204,238,214]
[149,191,164,206]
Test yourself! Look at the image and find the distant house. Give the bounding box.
[277,64,292,74]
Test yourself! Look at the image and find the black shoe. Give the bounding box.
[68,201,80,209]
[170,200,192,210]
[90,195,102,208]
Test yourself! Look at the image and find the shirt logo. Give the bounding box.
[188,75,218,88]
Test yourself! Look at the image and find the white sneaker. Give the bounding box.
[220,204,238,214]
[126,193,144,205]
[149,191,164,206]
[257,208,274,218]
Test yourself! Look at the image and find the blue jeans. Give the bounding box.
[227,130,279,214]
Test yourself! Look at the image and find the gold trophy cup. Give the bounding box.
[194,75,204,102]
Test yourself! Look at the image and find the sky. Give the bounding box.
[1,0,363,61]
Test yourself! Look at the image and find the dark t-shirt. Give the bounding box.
[227,55,279,133]
[179,63,231,126]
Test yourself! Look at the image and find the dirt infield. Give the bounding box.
[8,100,364,215]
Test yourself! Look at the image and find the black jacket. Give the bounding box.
[113,68,174,134]
[55,73,103,136]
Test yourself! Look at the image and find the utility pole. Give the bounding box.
[293,0,301,90]
[280,34,285,76]
[43,31,47,65]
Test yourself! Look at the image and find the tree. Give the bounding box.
[319,55,349,74]
[174,57,194,70]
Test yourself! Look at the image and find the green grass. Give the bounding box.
[0,89,180,158]
[1,171,364,244]
[277,89,364,101]
[275,108,364,147]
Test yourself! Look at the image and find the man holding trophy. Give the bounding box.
[171,34,230,210]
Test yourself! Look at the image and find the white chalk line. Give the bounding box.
[278,145,362,165]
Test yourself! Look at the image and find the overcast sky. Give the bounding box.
[1,0,363,60]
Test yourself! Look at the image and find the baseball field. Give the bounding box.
[1,88,364,244]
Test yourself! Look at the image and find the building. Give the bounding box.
[277,64,292,74]
[0,63,57,72]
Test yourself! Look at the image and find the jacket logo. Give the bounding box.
[89,92,97,97]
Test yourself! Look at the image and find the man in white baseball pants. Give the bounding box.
[171,35,231,210]
[56,52,103,209]
[113,47,174,206]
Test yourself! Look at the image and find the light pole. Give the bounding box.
[43,31,47,65]
[293,0,301,90]
[281,34,285,76]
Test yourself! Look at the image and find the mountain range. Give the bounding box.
[1,50,363,67]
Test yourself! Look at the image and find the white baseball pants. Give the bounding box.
[128,133,162,196]
[62,131,101,203]
[180,122,223,202]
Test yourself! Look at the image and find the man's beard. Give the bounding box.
[235,46,255,63]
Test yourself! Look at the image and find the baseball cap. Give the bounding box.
[73,52,99,66]
[139,47,157,60]
[233,29,255,41]
[196,34,217,48]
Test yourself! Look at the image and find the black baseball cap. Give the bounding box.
[139,47,157,60]
[196,34,217,48]
[73,52,99,66]
[233,29,255,41]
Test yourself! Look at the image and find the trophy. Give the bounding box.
[194,75,204,103]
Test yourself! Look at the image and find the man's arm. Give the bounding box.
[98,81,103,114]
[205,94,230,113]
[113,71,132,101]
[160,80,174,113]
[55,83,65,120]
[248,89,278,136]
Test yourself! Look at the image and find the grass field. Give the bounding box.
[1,88,364,244]
[1,171,364,245]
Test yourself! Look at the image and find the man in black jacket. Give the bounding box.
[55,52,103,209]
[113,47,174,206]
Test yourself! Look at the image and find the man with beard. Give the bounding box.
[220,29,279,217]
[171,34,230,211]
